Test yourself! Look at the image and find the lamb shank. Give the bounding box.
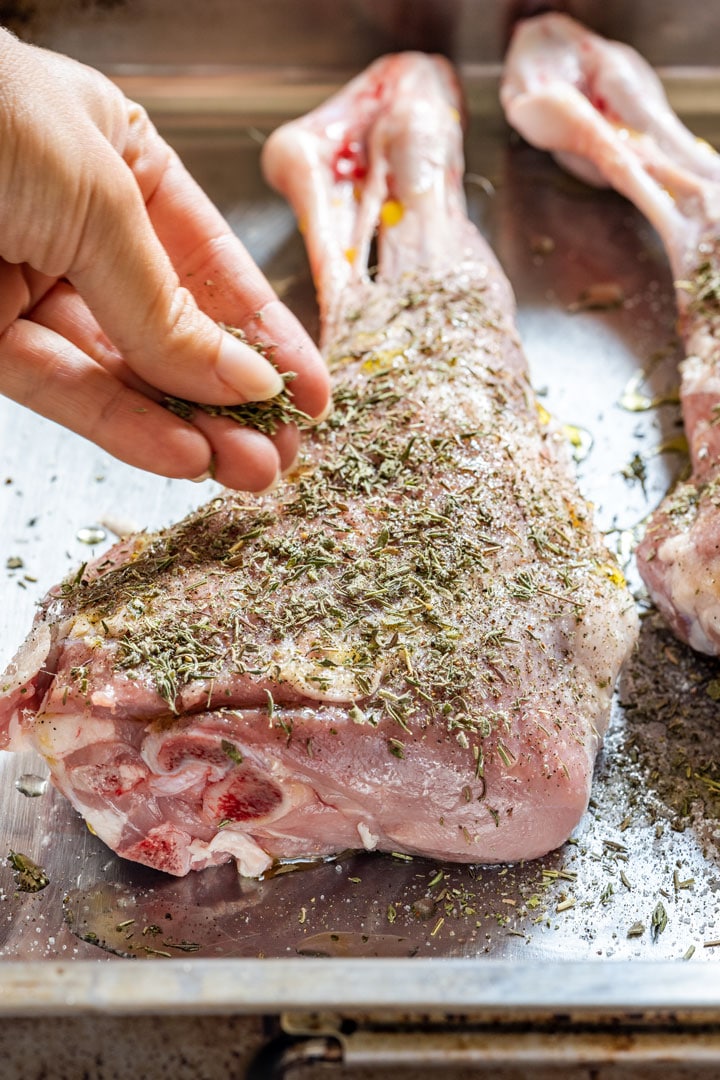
[0,53,637,877]
[503,12,720,655]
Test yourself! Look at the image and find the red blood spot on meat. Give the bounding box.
[69,758,146,798]
[333,139,367,182]
[207,771,282,822]
[217,782,282,821]
[103,771,137,797]
[123,828,190,875]
[159,737,230,772]
[136,835,173,860]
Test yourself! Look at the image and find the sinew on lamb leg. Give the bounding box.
[0,53,637,877]
[502,13,720,655]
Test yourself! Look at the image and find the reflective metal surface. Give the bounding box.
[8,0,720,73]
[1,1,720,1024]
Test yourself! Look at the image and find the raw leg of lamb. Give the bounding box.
[0,53,637,877]
[502,13,720,655]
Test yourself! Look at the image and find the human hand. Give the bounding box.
[0,30,330,491]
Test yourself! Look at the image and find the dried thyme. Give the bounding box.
[221,740,243,765]
[7,850,49,893]
[116,617,225,711]
[650,900,668,942]
[53,271,630,813]
[164,371,312,437]
[678,258,720,319]
[163,325,312,435]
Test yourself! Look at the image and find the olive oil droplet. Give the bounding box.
[76,526,107,545]
[15,773,48,798]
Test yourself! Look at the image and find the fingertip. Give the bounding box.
[106,410,213,481]
[213,442,280,492]
[306,362,333,422]
[156,426,214,481]
[309,393,333,426]
[283,348,331,422]
[270,422,301,475]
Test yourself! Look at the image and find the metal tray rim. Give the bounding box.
[0,958,719,1017]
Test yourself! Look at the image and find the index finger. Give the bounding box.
[126,113,331,421]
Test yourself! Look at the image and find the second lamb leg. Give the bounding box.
[502,12,720,655]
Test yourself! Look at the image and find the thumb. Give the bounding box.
[68,147,284,406]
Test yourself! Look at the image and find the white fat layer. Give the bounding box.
[273,640,382,703]
[357,822,379,850]
[80,803,125,849]
[1,623,52,695]
[35,713,116,758]
[70,614,106,644]
[4,709,33,751]
[191,831,272,877]
[146,765,211,797]
[658,532,720,653]
[90,688,117,709]
[680,353,720,396]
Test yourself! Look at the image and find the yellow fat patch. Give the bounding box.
[561,423,584,449]
[696,136,719,156]
[599,562,627,589]
[565,500,587,530]
[361,348,406,374]
[536,402,551,426]
[380,199,404,228]
[344,247,357,265]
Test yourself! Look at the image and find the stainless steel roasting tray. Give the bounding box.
[2,0,720,1024]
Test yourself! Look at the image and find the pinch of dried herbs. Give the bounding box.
[164,372,312,436]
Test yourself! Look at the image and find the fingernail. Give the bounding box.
[281,453,299,478]
[256,468,282,495]
[216,331,284,401]
[311,399,333,425]
[190,470,212,483]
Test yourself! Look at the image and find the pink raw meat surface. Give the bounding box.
[0,53,637,877]
[503,13,720,655]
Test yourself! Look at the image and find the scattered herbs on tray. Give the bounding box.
[650,900,668,942]
[7,850,49,893]
[161,939,201,953]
